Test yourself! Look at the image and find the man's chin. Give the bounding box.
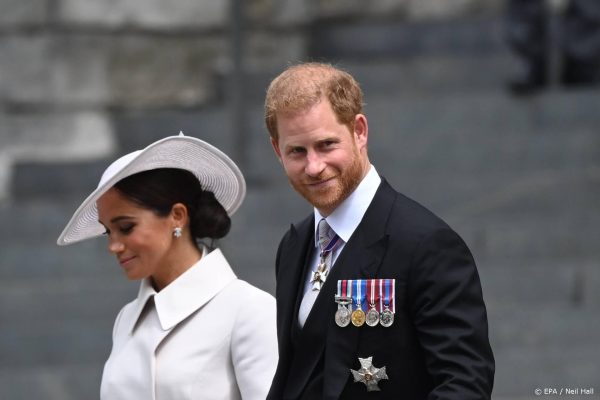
[302,193,340,214]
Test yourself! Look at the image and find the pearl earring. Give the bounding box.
[173,227,182,238]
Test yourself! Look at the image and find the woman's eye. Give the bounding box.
[119,225,134,234]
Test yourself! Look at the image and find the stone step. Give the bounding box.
[489,303,600,397]
[478,258,600,309]
[0,317,113,368]
[309,16,505,61]
[0,364,102,400]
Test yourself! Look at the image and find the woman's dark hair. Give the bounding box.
[114,168,231,240]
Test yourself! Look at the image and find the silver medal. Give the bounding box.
[335,304,351,327]
[365,305,380,327]
[380,306,394,327]
[334,295,352,327]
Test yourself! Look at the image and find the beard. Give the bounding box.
[289,150,365,215]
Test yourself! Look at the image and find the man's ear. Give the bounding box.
[271,136,283,161]
[353,114,368,149]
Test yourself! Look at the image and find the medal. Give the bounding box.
[379,279,395,328]
[334,281,352,327]
[312,234,342,290]
[365,278,379,327]
[351,308,366,326]
[350,356,389,391]
[310,262,329,290]
[366,307,379,326]
[351,279,366,327]
[335,299,352,327]
[380,306,394,327]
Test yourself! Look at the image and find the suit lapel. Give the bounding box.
[275,218,314,368]
[284,180,397,399]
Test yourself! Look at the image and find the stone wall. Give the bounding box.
[0,0,505,200]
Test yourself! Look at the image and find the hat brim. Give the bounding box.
[57,135,246,246]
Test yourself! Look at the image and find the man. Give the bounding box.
[265,62,494,399]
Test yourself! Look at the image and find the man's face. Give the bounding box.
[271,99,369,216]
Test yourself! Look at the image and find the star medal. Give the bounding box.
[350,356,389,392]
[351,279,366,327]
[379,279,395,328]
[310,261,329,290]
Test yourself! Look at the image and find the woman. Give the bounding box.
[57,133,277,400]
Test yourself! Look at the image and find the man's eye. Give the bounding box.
[289,148,305,155]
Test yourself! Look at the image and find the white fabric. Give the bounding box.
[100,248,278,400]
[297,165,381,327]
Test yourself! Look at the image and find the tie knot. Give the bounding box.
[317,219,335,251]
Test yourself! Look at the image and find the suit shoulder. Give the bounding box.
[279,213,312,243]
[385,187,457,240]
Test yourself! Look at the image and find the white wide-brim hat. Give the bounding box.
[57,133,246,246]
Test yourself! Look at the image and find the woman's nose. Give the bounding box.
[108,237,124,254]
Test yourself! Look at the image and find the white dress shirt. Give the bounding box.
[101,248,278,400]
[299,165,381,310]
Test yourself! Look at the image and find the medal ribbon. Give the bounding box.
[391,279,395,313]
[378,279,384,312]
[352,279,363,311]
[361,279,367,311]
[337,279,349,298]
[367,279,376,310]
[347,280,353,310]
[320,235,341,258]
[381,279,395,313]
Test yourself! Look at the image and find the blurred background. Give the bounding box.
[1,0,599,399]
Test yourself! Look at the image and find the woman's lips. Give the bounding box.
[119,256,136,266]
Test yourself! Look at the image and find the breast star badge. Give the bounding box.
[350,356,388,392]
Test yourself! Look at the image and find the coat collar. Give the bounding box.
[126,248,237,334]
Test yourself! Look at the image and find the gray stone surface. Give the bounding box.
[0,0,48,26]
[313,0,503,20]
[0,111,114,199]
[57,0,228,29]
[0,33,224,107]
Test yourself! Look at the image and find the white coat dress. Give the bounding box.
[100,248,278,400]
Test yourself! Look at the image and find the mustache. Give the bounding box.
[302,175,336,184]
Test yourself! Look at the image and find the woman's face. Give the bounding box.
[97,187,176,282]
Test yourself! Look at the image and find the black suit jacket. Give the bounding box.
[267,179,494,399]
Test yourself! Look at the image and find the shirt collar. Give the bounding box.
[314,165,381,246]
[128,247,237,334]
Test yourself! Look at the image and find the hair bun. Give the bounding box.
[191,190,231,239]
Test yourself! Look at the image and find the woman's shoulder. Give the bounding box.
[222,279,275,306]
